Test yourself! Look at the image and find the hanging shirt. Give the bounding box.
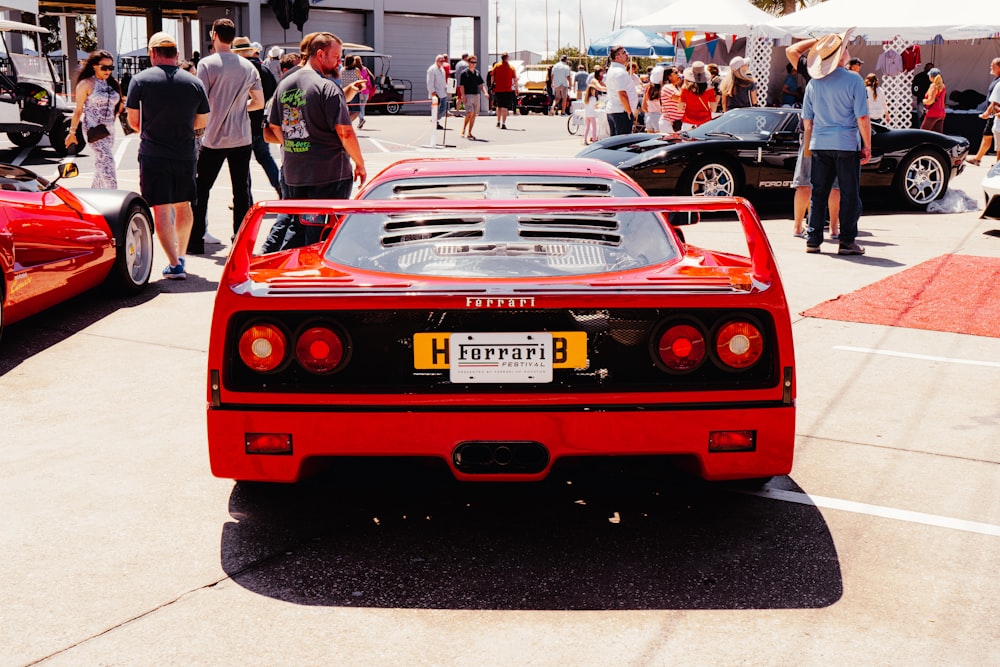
[876,49,903,77]
[901,45,921,72]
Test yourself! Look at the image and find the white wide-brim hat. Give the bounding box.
[807,28,855,80]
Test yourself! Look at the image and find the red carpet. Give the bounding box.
[802,254,1000,338]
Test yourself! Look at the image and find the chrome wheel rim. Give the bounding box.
[691,164,736,197]
[903,155,945,205]
[124,210,153,285]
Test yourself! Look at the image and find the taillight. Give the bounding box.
[655,323,706,372]
[238,324,287,372]
[716,321,763,369]
[295,326,345,374]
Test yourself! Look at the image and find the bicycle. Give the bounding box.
[567,107,584,135]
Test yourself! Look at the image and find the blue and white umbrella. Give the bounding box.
[587,27,675,57]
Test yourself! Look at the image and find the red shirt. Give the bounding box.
[491,62,516,93]
[681,88,716,126]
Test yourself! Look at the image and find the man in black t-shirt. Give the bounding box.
[458,55,485,140]
[265,32,366,249]
[126,32,210,280]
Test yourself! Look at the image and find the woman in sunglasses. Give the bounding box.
[66,50,124,188]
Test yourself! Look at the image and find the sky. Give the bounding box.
[450,0,686,59]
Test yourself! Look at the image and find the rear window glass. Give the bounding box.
[324,174,677,277]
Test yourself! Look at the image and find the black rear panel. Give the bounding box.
[225,308,779,394]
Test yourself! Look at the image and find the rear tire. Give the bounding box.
[106,202,154,294]
[48,117,86,157]
[7,130,43,147]
[384,102,401,115]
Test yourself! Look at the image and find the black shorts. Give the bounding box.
[495,91,515,109]
[138,156,197,207]
[985,117,994,136]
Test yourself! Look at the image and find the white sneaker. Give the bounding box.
[203,232,223,244]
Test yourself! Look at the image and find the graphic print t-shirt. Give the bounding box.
[268,67,352,186]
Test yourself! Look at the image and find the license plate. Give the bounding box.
[413,331,588,383]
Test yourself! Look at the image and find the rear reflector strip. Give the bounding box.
[709,430,756,452]
[245,433,293,455]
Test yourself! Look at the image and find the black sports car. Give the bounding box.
[577,107,970,210]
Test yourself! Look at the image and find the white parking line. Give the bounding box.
[11,145,32,166]
[834,345,1000,369]
[366,137,390,153]
[114,136,134,168]
[741,487,1000,537]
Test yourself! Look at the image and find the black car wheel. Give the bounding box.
[680,159,742,197]
[7,130,43,147]
[384,102,401,115]
[106,202,154,294]
[48,117,86,157]
[896,149,948,209]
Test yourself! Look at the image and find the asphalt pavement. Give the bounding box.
[1,112,998,666]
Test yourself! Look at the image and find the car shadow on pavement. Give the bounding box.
[0,279,209,375]
[220,459,843,610]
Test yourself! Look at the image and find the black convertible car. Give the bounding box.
[577,107,970,209]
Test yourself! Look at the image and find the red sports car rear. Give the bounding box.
[206,160,795,484]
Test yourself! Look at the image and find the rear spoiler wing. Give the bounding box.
[227,196,778,289]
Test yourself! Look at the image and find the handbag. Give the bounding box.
[86,124,110,142]
[85,80,115,142]
[119,109,136,135]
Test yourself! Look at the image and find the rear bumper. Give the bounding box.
[208,404,795,483]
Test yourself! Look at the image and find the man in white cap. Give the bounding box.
[802,28,870,256]
[126,32,210,279]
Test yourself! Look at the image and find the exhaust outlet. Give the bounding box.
[453,441,549,474]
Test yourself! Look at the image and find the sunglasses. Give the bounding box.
[98,65,114,72]
[469,60,477,63]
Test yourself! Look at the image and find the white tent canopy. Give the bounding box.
[628,0,775,36]
[761,0,999,41]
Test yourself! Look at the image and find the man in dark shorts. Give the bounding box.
[265,32,366,249]
[490,52,517,129]
[968,58,1000,166]
[126,32,210,279]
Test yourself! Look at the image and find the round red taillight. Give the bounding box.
[716,321,763,369]
[295,326,345,374]
[238,324,287,372]
[656,323,706,372]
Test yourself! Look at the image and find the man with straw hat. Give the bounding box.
[802,28,871,256]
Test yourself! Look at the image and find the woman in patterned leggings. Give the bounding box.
[66,50,123,189]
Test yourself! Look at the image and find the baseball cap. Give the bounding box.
[928,67,941,78]
[560,55,568,61]
[148,32,177,49]
[848,57,864,67]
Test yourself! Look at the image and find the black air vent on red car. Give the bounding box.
[391,183,487,199]
[381,216,485,245]
[515,182,612,197]
[518,215,622,245]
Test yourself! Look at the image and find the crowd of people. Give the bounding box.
[59,27,998,275]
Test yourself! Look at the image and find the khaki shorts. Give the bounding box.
[464,95,481,114]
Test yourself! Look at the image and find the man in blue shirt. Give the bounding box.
[802,28,871,255]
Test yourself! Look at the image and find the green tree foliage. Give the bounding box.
[751,0,810,16]
[39,16,61,53]
[76,15,98,53]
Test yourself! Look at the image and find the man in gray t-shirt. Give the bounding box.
[265,32,367,249]
[190,18,264,253]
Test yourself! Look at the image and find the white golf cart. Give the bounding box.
[0,19,84,156]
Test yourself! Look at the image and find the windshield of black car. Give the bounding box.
[686,109,796,140]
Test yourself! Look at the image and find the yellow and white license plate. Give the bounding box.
[414,331,588,383]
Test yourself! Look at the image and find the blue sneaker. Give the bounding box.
[162,260,186,279]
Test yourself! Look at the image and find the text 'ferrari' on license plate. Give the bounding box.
[413,331,588,383]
